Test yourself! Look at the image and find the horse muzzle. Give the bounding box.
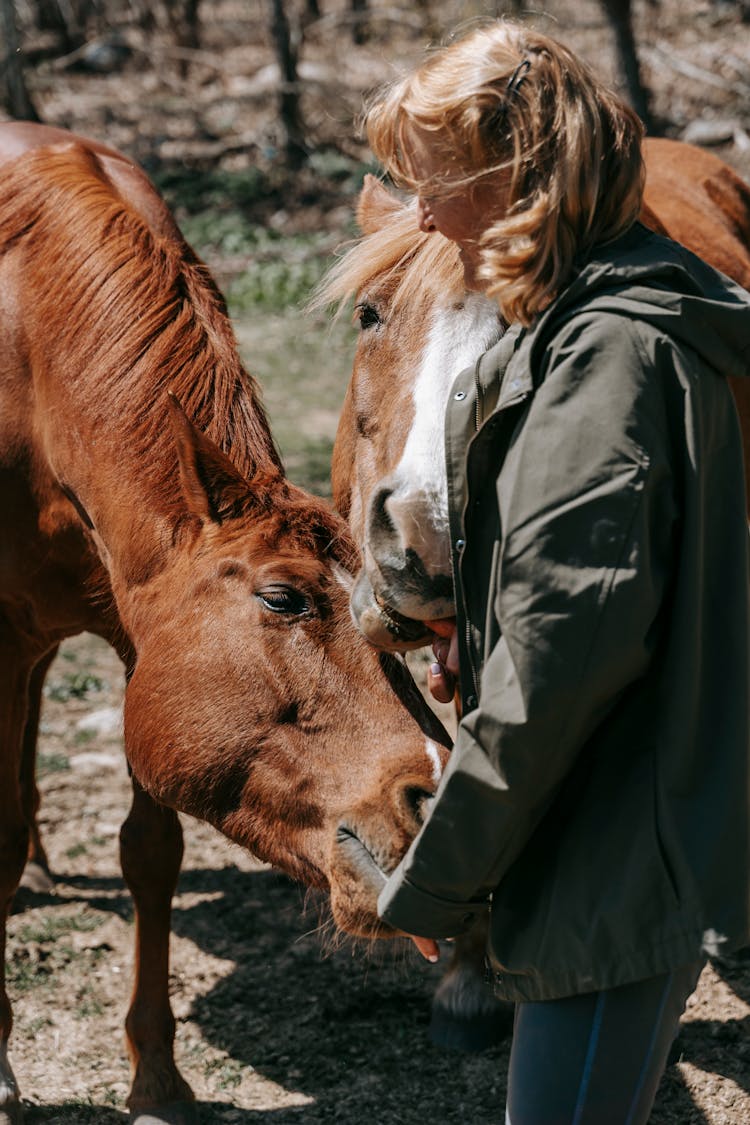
[350,569,434,651]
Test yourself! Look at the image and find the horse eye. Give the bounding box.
[256,586,311,616]
[354,302,381,330]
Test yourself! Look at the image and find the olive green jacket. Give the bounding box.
[377,223,750,1002]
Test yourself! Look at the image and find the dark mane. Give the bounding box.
[0,142,282,514]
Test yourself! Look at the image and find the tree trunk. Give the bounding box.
[267,0,306,167]
[41,0,88,51]
[0,0,41,121]
[602,0,652,129]
[164,0,202,78]
[351,0,369,44]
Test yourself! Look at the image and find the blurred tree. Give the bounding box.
[31,0,86,51]
[267,0,307,167]
[164,0,201,52]
[601,0,652,127]
[0,0,41,120]
[162,0,201,77]
[350,0,369,44]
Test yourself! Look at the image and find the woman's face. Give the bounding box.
[407,128,502,292]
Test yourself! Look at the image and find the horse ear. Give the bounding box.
[357,174,404,234]
[166,393,252,524]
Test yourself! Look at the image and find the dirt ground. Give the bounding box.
[11,636,494,1125]
[5,0,750,1121]
[9,637,750,1124]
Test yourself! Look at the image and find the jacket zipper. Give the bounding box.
[461,356,487,707]
[461,367,531,709]
[465,615,480,704]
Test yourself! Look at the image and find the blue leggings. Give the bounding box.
[505,960,704,1124]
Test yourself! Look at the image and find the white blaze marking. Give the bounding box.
[425,738,444,786]
[395,293,502,531]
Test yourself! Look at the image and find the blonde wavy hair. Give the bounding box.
[365,20,645,325]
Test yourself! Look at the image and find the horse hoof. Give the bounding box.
[19,861,54,895]
[429,1002,513,1052]
[130,1103,199,1125]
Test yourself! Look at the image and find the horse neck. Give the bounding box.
[27,256,280,598]
[39,345,281,588]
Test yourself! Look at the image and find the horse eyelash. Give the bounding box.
[354,302,382,330]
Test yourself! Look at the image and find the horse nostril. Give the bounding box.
[403,785,434,827]
[370,485,395,534]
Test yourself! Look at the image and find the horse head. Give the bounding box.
[325,176,504,650]
[121,396,450,937]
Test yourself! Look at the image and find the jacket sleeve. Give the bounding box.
[377,313,678,939]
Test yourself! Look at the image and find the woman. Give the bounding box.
[366,20,750,1124]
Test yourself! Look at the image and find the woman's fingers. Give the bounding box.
[428,660,455,703]
[427,621,460,703]
[409,934,440,962]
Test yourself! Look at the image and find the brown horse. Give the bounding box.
[315,136,750,1049]
[0,123,451,1125]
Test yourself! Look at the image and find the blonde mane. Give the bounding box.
[313,195,465,313]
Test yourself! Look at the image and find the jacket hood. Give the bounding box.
[540,222,750,381]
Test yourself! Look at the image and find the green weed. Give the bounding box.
[75,983,104,1019]
[6,951,51,993]
[37,751,70,776]
[15,910,103,945]
[44,671,105,702]
[204,1054,244,1090]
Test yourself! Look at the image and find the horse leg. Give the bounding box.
[429,915,514,1052]
[0,644,35,1124]
[119,778,197,1125]
[18,647,58,894]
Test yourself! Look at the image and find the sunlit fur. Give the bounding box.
[0,143,279,522]
[365,19,644,325]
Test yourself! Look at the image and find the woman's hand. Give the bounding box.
[426,618,459,704]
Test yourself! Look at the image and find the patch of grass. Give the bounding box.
[176,216,347,313]
[226,243,334,313]
[6,950,52,993]
[233,311,356,496]
[283,435,338,499]
[204,1054,244,1091]
[44,671,106,702]
[75,983,104,1019]
[25,1014,54,1035]
[37,751,70,776]
[15,910,103,945]
[153,164,273,217]
[65,834,108,860]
